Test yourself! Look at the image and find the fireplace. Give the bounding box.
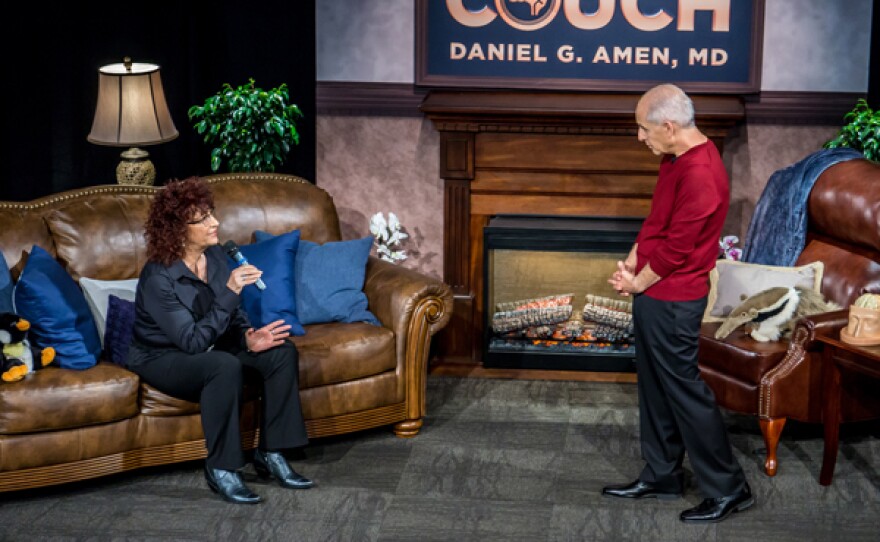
[483,214,641,372]
[421,90,743,367]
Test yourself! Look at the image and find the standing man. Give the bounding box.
[604,84,753,523]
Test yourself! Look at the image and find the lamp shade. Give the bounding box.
[87,59,178,146]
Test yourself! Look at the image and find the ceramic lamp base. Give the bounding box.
[116,147,156,185]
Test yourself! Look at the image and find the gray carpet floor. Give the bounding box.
[0,375,877,541]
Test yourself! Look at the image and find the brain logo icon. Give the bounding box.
[497,0,561,31]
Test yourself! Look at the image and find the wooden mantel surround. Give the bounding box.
[421,90,744,365]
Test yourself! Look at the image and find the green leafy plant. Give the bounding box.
[823,98,880,162]
[188,79,302,172]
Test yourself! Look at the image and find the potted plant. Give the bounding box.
[823,98,880,162]
[188,79,302,172]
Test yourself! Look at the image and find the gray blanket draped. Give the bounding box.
[742,147,864,266]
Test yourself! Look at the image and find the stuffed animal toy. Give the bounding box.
[715,286,841,342]
[0,313,56,382]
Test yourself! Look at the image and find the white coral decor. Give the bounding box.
[370,212,408,263]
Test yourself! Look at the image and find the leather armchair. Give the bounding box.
[698,159,880,476]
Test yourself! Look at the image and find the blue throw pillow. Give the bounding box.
[255,232,380,327]
[104,294,135,365]
[296,236,380,326]
[0,254,13,314]
[227,230,306,336]
[13,246,100,369]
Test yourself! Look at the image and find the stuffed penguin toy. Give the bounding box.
[715,286,841,342]
[0,313,56,382]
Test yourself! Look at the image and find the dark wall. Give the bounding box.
[0,1,316,201]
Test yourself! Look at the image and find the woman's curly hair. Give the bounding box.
[145,177,214,266]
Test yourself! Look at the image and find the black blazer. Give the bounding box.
[125,245,250,369]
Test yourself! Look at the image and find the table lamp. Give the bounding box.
[87,57,178,185]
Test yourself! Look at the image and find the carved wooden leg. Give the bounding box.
[393,418,423,438]
[759,417,787,476]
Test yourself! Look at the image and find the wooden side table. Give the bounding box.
[816,332,880,485]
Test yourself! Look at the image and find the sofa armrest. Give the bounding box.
[362,257,454,420]
[759,309,849,417]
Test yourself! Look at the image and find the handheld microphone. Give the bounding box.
[223,240,266,290]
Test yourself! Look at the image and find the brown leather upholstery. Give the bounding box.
[0,173,454,492]
[0,363,139,434]
[293,322,397,389]
[698,159,880,476]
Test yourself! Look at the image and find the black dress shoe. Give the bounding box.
[204,466,261,504]
[253,449,314,489]
[602,480,682,500]
[680,483,754,523]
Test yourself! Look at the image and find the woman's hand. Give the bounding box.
[245,320,291,353]
[227,264,263,295]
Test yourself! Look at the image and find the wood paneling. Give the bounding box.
[440,132,475,179]
[316,82,861,126]
[475,133,660,172]
[473,171,657,197]
[470,195,651,217]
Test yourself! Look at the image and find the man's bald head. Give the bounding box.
[638,84,695,128]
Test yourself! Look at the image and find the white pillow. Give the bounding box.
[79,278,138,346]
[703,260,824,323]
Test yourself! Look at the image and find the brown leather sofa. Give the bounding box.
[0,173,453,492]
[699,159,880,476]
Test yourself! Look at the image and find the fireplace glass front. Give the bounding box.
[483,215,643,372]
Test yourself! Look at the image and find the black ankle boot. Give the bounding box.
[253,449,314,489]
[204,466,262,504]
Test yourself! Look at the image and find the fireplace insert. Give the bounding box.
[483,214,643,372]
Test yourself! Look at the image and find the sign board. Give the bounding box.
[416,0,764,93]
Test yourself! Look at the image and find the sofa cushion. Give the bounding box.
[234,230,305,335]
[13,245,101,369]
[140,375,263,417]
[79,277,138,346]
[44,195,151,281]
[104,294,136,365]
[292,321,396,389]
[140,382,202,417]
[142,321,396,415]
[295,237,381,326]
[704,260,824,322]
[0,254,13,313]
[0,362,139,434]
[698,322,789,385]
[255,231,380,326]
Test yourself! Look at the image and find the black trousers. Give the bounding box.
[131,342,308,471]
[633,294,746,498]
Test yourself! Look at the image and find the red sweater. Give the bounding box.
[635,140,729,301]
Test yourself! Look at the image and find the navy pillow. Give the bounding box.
[13,246,100,369]
[104,294,135,365]
[255,231,380,326]
[228,230,306,335]
[0,254,13,314]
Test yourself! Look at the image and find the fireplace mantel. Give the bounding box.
[421,90,744,365]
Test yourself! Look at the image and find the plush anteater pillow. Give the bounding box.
[715,286,840,342]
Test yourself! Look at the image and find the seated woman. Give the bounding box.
[124,177,313,504]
